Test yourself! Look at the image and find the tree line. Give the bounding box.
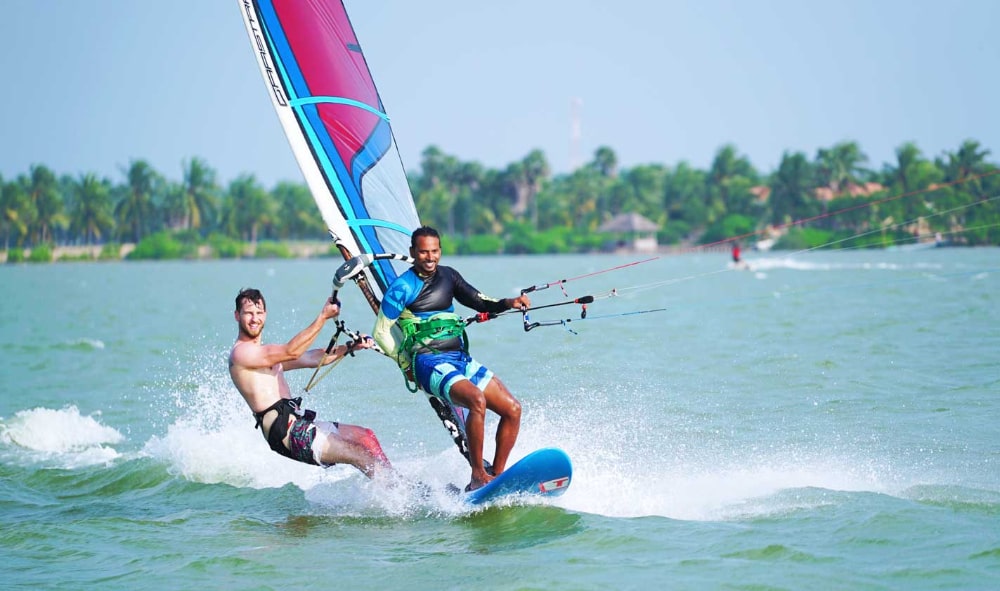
[2,139,998,260]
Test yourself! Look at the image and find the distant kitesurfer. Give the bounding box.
[731,242,742,264]
[372,226,529,492]
[229,288,393,478]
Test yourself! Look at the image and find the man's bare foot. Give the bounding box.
[465,471,494,492]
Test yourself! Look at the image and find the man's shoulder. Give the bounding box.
[387,266,416,283]
[436,265,462,280]
[384,269,422,307]
[230,339,261,363]
[389,267,427,291]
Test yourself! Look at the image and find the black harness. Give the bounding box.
[253,397,316,461]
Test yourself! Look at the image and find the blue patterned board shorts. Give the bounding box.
[287,417,339,467]
[413,350,494,403]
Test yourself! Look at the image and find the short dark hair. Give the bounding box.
[235,287,265,312]
[411,225,440,248]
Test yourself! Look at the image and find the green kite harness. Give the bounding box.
[397,312,469,392]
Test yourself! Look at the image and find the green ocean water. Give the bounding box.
[1,249,998,590]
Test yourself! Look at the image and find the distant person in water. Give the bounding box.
[731,242,742,264]
[229,287,393,478]
[373,226,530,492]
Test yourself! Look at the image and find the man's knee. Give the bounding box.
[486,383,521,419]
[467,391,487,415]
[505,397,522,421]
[355,426,381,451]
[452,382,486,414]
[341,424,382,454]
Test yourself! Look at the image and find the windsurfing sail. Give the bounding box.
[237,0,475,462]
[237,0,418,313]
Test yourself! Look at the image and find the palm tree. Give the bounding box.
[504,150,549,228]
[471,169,514,234]
[663,162,709,230]
[815,141,870,193]
[414,184,454,233]
[886,142,923,194]
[174,157,219,232]
[160,180,186,232]
[534,179,573,229]
[1,176,31,249]
[413,147,486,234]
[499,151,551,227]
[416,145,458,192]
[589,146,618,178]
[932,140,995,237]
[502,161,528,220]
[221,174,273,245]
[940,139,990,182]
[520,150,550,227]
[707,145,758,219]
[623,164,668,223]
[882,142,944,199]
[69,174,114,245]
[451,161,485,236]
[25,164,66,245]
[769,151,818,225]
[271,181,325,239]
[938,139,992,200]
[115,159,160,243]
[564,166,604,230]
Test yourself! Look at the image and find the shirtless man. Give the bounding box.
[229,287,392,478]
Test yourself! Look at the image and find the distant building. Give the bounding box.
[815,181,885,202]
[598,212,659,252]
[750,182,885,204]
[750,185,771,204]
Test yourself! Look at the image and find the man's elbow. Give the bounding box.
[278,344,309,364]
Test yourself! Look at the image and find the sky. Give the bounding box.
[2,0,999,189]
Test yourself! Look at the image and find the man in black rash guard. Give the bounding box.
[373,226,531,491]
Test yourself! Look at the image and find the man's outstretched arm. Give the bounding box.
[233,299,339,370]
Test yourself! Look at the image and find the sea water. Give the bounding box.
[1,249,998,590]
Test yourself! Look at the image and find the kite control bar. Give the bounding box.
[460,295,596,332]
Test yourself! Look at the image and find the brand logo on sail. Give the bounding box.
[241,1,288,107]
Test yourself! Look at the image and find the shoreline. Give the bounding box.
[1,241,336,263]
[6,238,955,264]
[2,241,692,264]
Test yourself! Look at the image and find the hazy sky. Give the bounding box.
[2,0,998,188]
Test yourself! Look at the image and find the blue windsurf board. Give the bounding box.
[463,447,572,505]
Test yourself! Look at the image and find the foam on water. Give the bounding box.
[0,361,444,514]
[142,361,338,491]
[0,305,977,522]
[0,381,943,522]
[0,405,123,467]
[123,336,993,522]
[300,452,475,518]
[136,347,584,516]
[3,252,996,588]
[522,397,908,522]
[70,337,106,350]
[48,337,107,351]
[746,256,945,273]
[554,449,893,521]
